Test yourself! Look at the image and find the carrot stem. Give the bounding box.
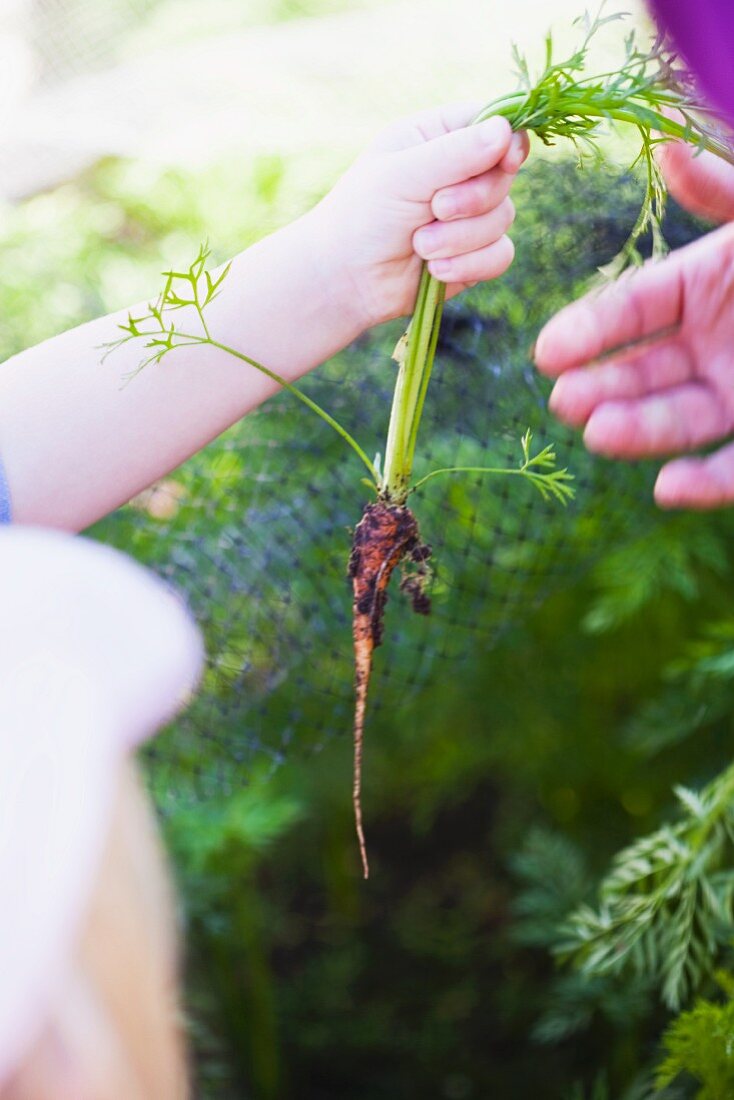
[380,267,447,503]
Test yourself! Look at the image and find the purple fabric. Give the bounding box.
[650,0,734,125]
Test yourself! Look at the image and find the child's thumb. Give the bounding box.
[391,116,512,201]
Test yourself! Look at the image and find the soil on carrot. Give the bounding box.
[348,499,431,878]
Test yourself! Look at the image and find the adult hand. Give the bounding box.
[534,130,734,510]
[657,136,734,224]
[535,221,734,509]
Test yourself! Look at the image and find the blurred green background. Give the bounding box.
[4,2,734,1098]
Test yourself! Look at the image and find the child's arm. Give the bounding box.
[0,105,526,531]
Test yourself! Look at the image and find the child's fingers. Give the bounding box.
[582,383,731,458]
[371,101,485,152]
[499,131,530,174]
[548,338,692,426]
[445,281,480,298]
[432,162,516,222]
[413,198,515,261]
[407,100,486,140]
[535,258,685,377]
[390,116,513,201]
[656,442,734,509]
[427,235,515,284]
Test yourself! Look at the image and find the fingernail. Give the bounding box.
[434,194,457,220]
[505,135,526,172]
[429,258,453,278]
[415,224,440,255]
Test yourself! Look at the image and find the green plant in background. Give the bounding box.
[625,615,734,757]
[567,1075,661,1100]
[655,975,734,1100]
[540,509,734,1092]
[560,766,734,1010]
[553,611,734,1094]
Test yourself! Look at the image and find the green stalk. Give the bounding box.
[208,339,380,486]
[486,99,734,164]
[381,268,446,502]
[405,278,447,479]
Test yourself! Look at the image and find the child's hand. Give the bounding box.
[310,103,528,330]
[534,223,734,509]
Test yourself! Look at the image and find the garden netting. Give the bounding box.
[90,160,713,812]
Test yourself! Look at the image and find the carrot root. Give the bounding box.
[348,501,431,879]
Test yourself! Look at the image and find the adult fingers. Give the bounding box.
[534,257,685,377]
[413,198,515,261]
[582,383,732,458]
[427,235,515,284]
[658,141,734,224]
[656,440,734,509]
[390,116,513,201]
[549,338,693,426]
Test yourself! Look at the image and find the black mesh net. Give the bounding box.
[91,160,704,809]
